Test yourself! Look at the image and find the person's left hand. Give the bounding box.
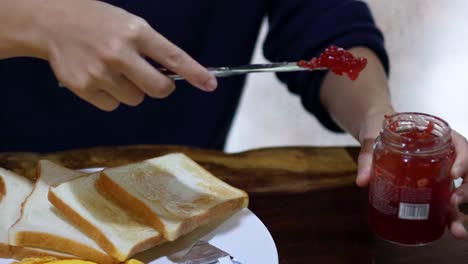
[356,113,468,240]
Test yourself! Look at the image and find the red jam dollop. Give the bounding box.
[297,45,367,80]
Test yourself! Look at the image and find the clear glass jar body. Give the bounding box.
[369,112,455,245]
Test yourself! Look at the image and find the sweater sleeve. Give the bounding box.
[263,0,389,132]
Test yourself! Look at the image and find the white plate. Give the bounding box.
[150,208,278,264]
[0,209,278,264]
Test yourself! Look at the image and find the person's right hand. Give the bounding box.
[34,0,217,110]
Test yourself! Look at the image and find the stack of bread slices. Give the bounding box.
[0,153,248,263]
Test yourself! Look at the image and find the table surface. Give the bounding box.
[1,145,466,264]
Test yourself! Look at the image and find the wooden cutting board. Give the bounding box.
[0,145,359,194]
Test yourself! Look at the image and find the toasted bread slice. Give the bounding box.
[9,161,114,264]
[48,172,163,262]
[97,153,249,241]
[0,167,72,260]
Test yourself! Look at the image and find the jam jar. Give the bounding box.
[369,112,455,245]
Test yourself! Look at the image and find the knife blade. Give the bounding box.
[169,240,241,264]
[160,62,326,80]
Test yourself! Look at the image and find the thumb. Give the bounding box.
[356,138,375,187]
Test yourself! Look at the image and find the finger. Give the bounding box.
[115,52,177,98]
[98,73,145,106]
[72,88,119,111]
[449,191,468,239]
[356,138,374,187]
[451,130,468,179]
[453,181,468,206]
[137,28,217,91]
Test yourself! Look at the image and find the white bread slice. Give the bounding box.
[96,153,249,241]
[0,167,72,260]
[9,247,75,260]
[9,161,114,264]
[48,173,163,262]
[0,168,7,257]
[0,167,34,258]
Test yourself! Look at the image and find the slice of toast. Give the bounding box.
[48,172,163,262]
[9,161,114,264]
[96,153,249,241]
[0,167,72,260]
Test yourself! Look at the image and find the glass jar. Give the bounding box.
[369,112,455,245]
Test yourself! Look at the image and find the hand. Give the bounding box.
[448,130,468,239]
[355,110,391,187]
[34,0,217,110]
[356,113,468,240]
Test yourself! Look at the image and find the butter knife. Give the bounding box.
[169,240,242,264]
[161,62,326,80]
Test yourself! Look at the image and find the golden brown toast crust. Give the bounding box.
[13,231,115,264]
[47,190,121,262]
[0,243,10,258]
[0,176,5,203]
[98,172,248,241]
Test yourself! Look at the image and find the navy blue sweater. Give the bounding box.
[0,0,388,152]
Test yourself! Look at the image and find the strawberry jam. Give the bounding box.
[369,112,455,245]
[297,45,367,80]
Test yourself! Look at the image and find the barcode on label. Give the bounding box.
[398,203,430,220]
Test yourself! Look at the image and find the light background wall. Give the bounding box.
[225,0,468,153]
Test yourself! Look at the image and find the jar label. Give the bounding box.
[398,202,430,220]
[370,165,432,220]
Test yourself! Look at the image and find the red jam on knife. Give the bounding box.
[369,113,455,245]
[297,45,367,80]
